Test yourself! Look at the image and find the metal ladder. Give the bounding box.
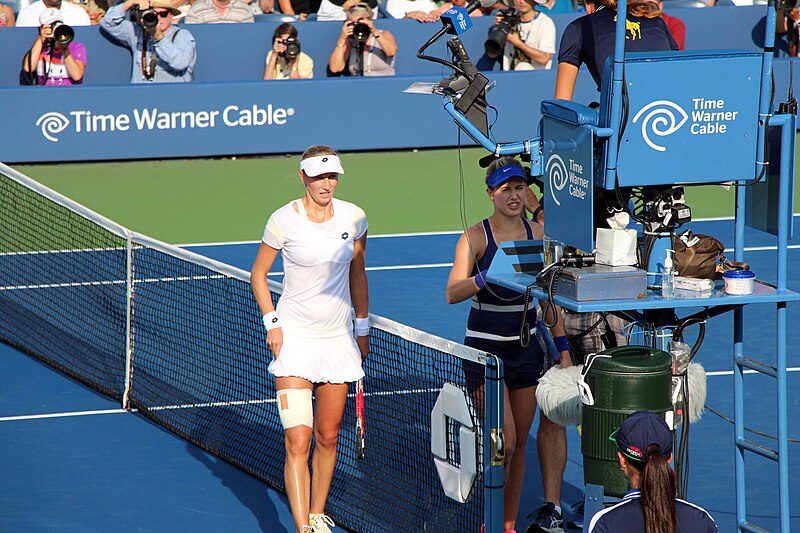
[732,110,793,532]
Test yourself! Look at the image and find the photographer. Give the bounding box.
[328,3,397,77]
[264,23,314,80]
[101,0,196,83]
[22,8,86,86]
[486,0,555,71]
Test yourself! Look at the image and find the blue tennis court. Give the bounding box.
[1,217,799,532]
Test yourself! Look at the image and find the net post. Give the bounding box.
[484,354,505,533]
[122,230,134,410]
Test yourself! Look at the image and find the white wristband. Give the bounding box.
[355,317,369,337]
[263,311,281,331]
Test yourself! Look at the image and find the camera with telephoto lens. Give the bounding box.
[484,8,520,56]
[280,36,301,59]
[45,21,74,47]
[350,21,371,43]
[130,6,159,29]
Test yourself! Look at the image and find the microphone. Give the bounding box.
[439,0,494,35]
[439,6,472,35]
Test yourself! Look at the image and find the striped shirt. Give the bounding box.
[185,0,255,24]
[465,219,536,346]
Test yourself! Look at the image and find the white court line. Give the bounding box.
[266,262,454,277]
[0,408,130,422]
[4,368,797,423]
[177,215,800,248]
[0,387,442,422]
[706,367,800,377]
[0,274,226,291]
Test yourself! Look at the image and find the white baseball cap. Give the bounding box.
[300,155,344,177]
[39,7,63,26]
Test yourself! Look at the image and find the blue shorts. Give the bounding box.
[462,338,545,391]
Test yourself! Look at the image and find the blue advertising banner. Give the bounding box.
[0,72,554,163]
[613,51,762,188]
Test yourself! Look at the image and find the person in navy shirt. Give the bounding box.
[555,0,678,98]
[588,411,719,533]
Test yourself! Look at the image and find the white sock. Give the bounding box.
[553,505,562,515]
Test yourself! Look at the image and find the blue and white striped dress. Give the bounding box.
[464,219,545,389]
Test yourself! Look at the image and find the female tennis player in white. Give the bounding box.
[250,145,369,533]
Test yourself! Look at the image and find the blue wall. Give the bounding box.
[2,5,795,163]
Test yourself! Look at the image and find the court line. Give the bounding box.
[176,215,800,247]
[0,408,129,422]
[4,370,796,423]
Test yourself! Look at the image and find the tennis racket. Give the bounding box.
[355,378,365,459]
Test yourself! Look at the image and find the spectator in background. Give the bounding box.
[264,22,314,79]
[386,0,439,21]
[438,0,484,16]
[777,7,799,55]
[276,0,319,21]
[537,0,573,14]
[16,0,91,27]
[85,0,109,25]
[101,0,196,83]
[1,3,16,26]
[317,0,377,21]
[185,0,254,23]
[21,8,86,85]
[656,0,685,49]
[328,3,397,76]
[487,0,556,71]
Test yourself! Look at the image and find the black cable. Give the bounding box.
[538,263,563,328]
[704,405,800,443]
[519,284,533,347]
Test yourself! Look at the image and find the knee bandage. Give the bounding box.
[276,388,313,429]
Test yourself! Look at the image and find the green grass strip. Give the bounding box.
[14,148,798,244]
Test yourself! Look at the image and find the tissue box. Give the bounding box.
[595,227,638,266]
[554,264,647,301]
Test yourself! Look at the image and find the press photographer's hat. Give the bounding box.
[39,8,63,26]
[485,164,530,189]
[609,410,673,463]
[300,155,345,177]
[150,0,182,16]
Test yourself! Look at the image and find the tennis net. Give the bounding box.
[0,163,500,532]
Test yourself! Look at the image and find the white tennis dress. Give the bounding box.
[262,198,368,383]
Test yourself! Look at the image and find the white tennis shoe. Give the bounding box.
[309,513,335,533]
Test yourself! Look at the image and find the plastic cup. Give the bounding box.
[723,270,755,295]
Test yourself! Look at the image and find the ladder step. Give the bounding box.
[736,437,778,461]
[735,356,777,378]
[739,520,771,533]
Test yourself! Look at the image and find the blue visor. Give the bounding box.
[486,165,529,189]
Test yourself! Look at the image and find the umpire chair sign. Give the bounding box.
[542,116,595,252]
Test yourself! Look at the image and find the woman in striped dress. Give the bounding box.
[446,157,571,533]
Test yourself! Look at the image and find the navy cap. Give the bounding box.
[609,410,673,463]
[486,165,530,189]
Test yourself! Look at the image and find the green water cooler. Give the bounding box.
[581,346,673,496]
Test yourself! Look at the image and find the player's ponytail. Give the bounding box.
[638,443,676,533]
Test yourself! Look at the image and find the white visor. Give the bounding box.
[300,155,344,177]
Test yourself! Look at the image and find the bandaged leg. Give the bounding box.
[277,388,314,429]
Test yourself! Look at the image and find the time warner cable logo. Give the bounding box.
[546,154,568,207]
[35,105,295,143]
[36,112,70,143]
[632,100,688,152]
